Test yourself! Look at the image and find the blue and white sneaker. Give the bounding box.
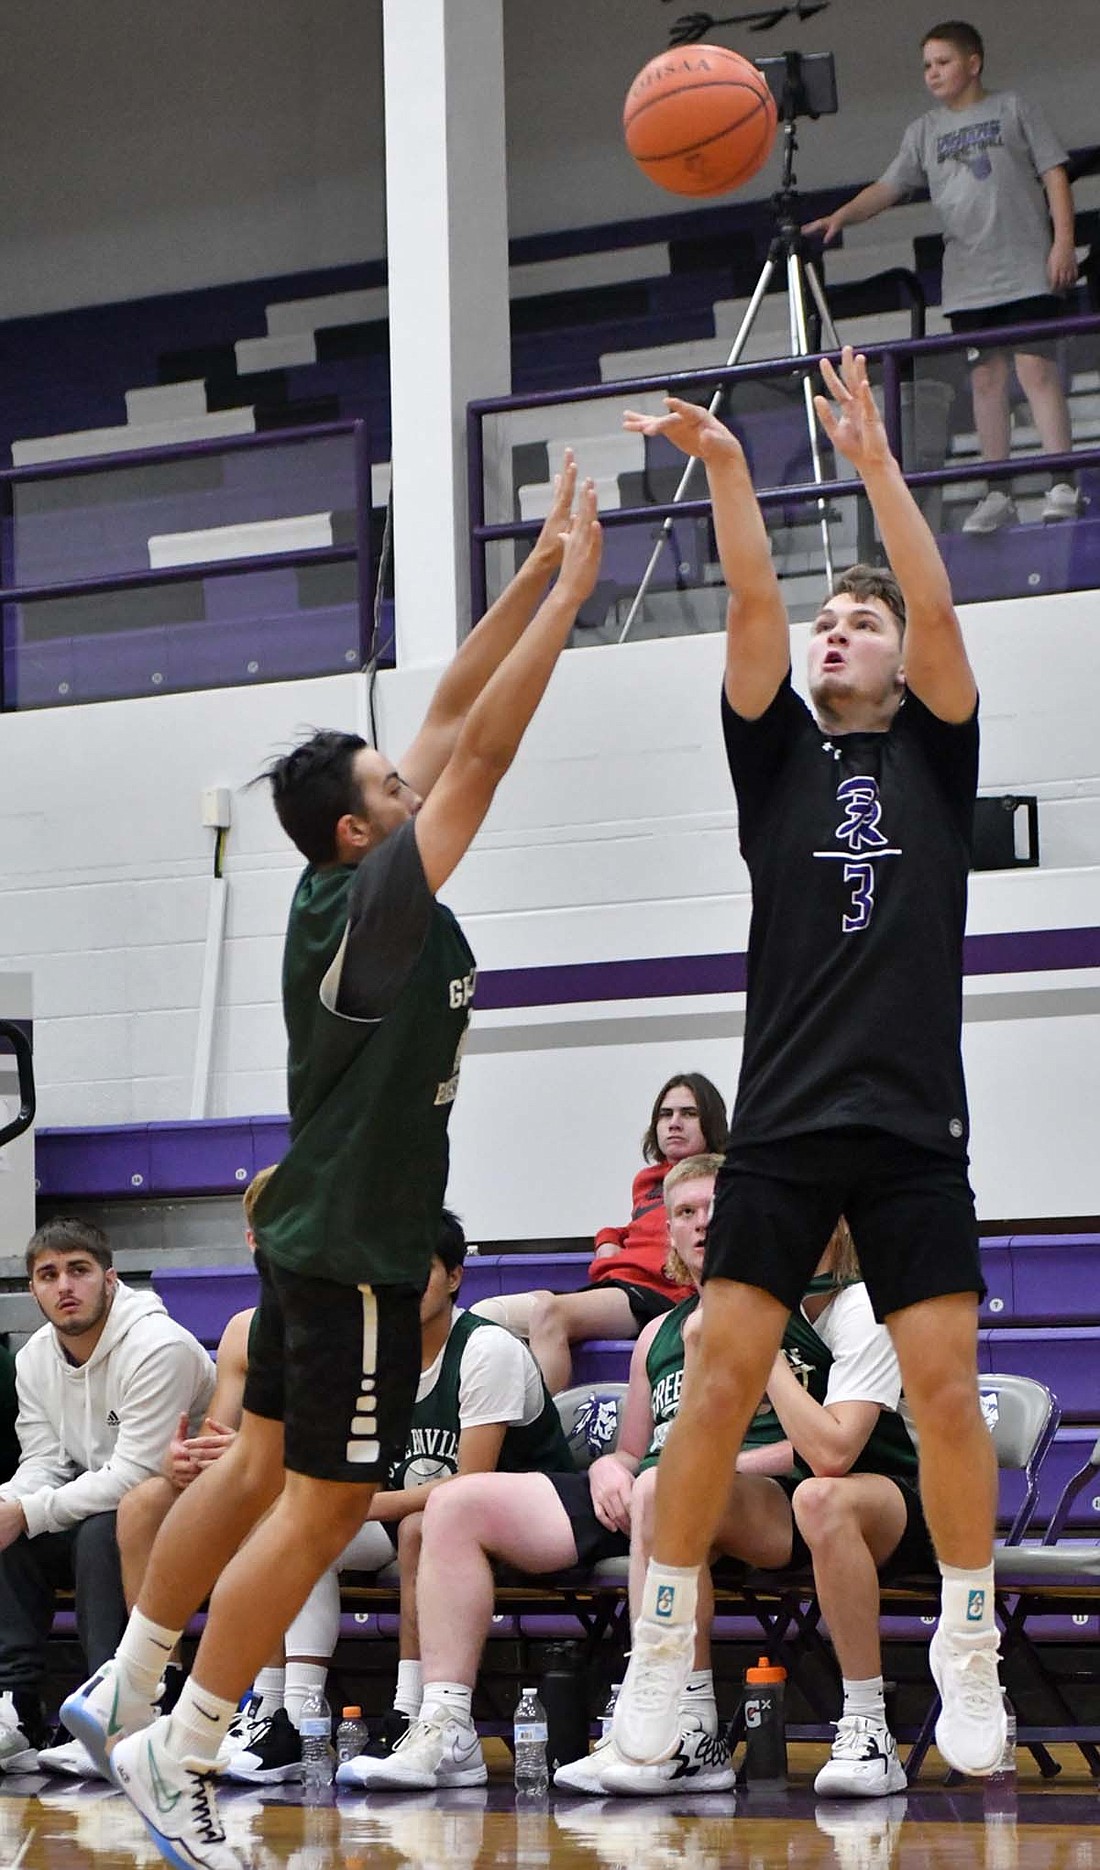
[111,1716,244,1870]
[61,1658,156,1782]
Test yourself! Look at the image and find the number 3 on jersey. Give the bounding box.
[842,861,875,933]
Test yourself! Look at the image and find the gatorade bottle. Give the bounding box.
[743,1657,787,1787]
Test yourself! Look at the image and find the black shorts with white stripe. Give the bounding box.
[243,1250,422,1482]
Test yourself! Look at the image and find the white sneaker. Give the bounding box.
[36,1735,108,1781]
[611,1617,694,1764]
[1042,481,1085,522]
[930,1623,1006,1776]
[61,1657,156,1781]
[601,1720,735,1796]
[962,491,1017,534]
[814,1717,908,1798]
[0,1693,45,1774]
[815,1793,909,1870]
[214,1693,265,1772]
[335,1713,487,1790]
[111,1716,244,1870]
[553,1733,627,1793]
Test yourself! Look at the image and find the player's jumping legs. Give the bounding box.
[887,1292,1004,1775]
[613,1278,787,1764]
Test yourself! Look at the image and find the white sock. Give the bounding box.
[639,1561,698,1631]
[394,1660,423,1719]
[284,1662,328,1730]
[842,1676,886,1724]
[117,1610,182,1701]
[939,1562,996,1637]
[420,1682,473,1727]
[166,1680,239,1765]
[252,1667,285,1719]
[678,1668,717,1733]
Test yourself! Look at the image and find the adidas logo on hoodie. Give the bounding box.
[106,1411,120,1428]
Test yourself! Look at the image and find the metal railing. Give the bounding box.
[467,311,1100,622]
[0,417,376,710]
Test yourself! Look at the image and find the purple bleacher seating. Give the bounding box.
[154,1267,260,1351]
[939,512,1100,605]
[1000,1426,1100,1533]
[981,1327,1100,1421]
[979,1244,1013,1321]
[1009,1235,1100,1322]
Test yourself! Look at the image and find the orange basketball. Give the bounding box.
[623,44,778,197]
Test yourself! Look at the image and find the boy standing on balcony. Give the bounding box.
[806,19,1081,533]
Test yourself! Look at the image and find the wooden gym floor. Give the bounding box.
[1,1744,1097,1868]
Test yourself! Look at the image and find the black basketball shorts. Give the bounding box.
[703,1127,985,1321]
[242,1250,422,1483]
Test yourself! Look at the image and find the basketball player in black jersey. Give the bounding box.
[614,348,1003,1779]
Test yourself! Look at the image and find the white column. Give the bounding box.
[382,0,511,668]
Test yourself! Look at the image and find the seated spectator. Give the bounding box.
[601,1227,926,1800]
[223,1207,573,1785]
[0,1218,214,1778]
[472,1072,728,1390]
[112,1167,284,1756]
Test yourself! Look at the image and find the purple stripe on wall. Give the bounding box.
[477,926,1100,1012]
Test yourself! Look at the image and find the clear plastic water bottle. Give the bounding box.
[299,1688,335,1790]
[598,1683,622,1743]
[989,1692,1016,1782]
[513,1685,549,1796]
[335,1704,369,1766]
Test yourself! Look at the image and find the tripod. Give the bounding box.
[619,101,840,644]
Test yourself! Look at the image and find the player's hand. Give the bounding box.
[587,1454,634,1533]
[183,1419,237,1468]
[623,395,744,466]
[0,1501,26,1552]
[593,1242,621,1260]
[813,346,892,473]
[530,450,578,573]
[1047,239,1079,293]
[554,477,602,604]
[804,211,845,245]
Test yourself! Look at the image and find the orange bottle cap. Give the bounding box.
[746,1656,787,1683]
[342,1705,362,1718]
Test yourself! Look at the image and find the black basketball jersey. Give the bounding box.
[722,673,978,1157]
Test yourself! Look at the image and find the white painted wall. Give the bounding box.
[3,590,1098,1231]
[1,0,1097,318]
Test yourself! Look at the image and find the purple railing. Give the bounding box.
[466,311,1100,619]
[0,418,376,711]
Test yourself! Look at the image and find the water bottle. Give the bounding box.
[599,1683,622,1743]
[335,1704,369,1766]
[742,1656,787,1788]
[299,1688,335,1790]
[513,1685,549,1796]
[540,1643,589,1773]
[988,1692,1017,1783]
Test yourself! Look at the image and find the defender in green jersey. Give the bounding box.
[67,466,603,1870]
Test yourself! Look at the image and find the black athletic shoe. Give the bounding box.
[362,1708,412,1758]
[222,1707,303,1784]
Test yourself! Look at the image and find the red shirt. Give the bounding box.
[587,1162,694,1302]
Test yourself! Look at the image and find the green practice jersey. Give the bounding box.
[254,820,476,1288]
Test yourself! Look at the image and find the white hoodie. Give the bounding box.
[0,1281,215,1538]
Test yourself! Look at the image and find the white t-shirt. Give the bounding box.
[805,1283,903,1411]
[417,1308,547,1430]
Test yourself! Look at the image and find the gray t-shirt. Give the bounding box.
[879,89,1067,314]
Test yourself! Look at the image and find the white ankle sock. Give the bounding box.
[166,1680,239,1764]
[678,1668,717,1732]
[284,1662,328,1730]
[939,1563,996,1637]
[842,1676,886,1724]
[252,1668,285,1718]
[639,1561,698,1630]
[117,1610,183,1701]
[394,1661,423,1719]
[420,1682,473,1727]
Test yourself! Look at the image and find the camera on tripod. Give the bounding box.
[756,50,838,123]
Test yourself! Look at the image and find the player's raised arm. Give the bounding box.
[413,480,602,895]
[398,452,580,802]
[623,398,788,719]
[814,347,976,723]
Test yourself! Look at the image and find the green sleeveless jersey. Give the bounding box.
[253,825,476,1288]
[388,1311,574,1488]
[637,1277,915,1479]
